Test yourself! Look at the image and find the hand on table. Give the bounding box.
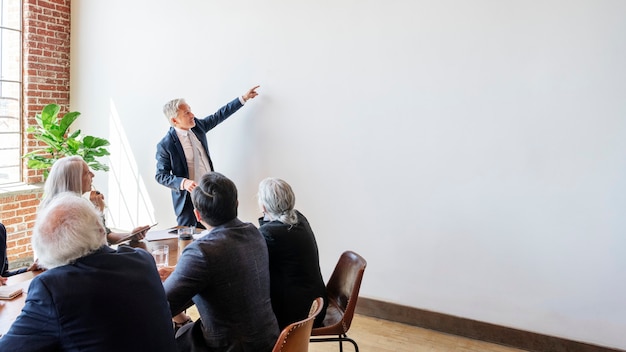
[158,266,175,282]
[27,259,44,272]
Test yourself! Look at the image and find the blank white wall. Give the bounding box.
[70,0,626,349]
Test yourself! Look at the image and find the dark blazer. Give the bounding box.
[0,245,176,352]
[164,218,279,351]
[0,223,26,277]
[258,211,328,329]
[155,98,243,226]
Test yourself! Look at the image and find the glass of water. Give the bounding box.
[151,244,169,268]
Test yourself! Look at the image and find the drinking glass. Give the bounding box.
[151,244,169,268]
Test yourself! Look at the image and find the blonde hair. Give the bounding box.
[40,156,86,209]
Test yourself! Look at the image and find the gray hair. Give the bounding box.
[32,192,107,269]
[257,177,298,225]
[41,156,86,209]
[163,98,186,126]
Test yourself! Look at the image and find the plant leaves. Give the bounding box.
[59,111,80,135]
[24,104,111,179]
[82,136,110,148]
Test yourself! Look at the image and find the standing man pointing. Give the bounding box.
[155,85,259,228]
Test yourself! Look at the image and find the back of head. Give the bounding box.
[191,172,238,226]
[163,98,185,125]
[257,177,298,225]
[33,192,107,269]
[42,156,86,209]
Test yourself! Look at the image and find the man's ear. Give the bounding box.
[194,208,202,222]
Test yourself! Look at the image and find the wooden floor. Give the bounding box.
[308,314,527,352]
[187,307,527,351]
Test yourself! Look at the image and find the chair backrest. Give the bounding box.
[272,297,324,352]
[325,250,367,333]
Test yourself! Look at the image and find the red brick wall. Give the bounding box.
[0,0,71,267]
[0,189,43,266]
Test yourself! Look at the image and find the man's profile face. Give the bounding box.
[173,103,196,130]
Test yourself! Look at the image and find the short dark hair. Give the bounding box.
[191,172,238,226]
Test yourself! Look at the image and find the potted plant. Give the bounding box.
[23,104,110,179]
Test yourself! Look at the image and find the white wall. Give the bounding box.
[70,0,626,349]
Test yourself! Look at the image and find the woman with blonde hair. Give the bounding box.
[41,156,150,245]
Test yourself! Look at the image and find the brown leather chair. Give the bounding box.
[272,297,324,352]
[310,251,367,352]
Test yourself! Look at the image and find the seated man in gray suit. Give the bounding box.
[159,172,279,352]
[0,193,176,352]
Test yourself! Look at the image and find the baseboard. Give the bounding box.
[355,297,624,352]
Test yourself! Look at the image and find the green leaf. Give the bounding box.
[89,162,109,172]
[66,138,81,153]
[26,104,110,179]
[40,104,60,129]
[27,158,54,170]
[59,111,80,135]
[68,130,81,139]
[82,136,110,148]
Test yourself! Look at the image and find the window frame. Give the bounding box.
[0,0,22,185]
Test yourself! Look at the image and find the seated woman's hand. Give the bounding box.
[131,225,151,241]
[27,259,44,272]
[89,190,106,212]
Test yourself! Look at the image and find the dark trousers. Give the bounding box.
[177,194,205,229]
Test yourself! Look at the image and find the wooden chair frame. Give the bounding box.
[273,297,324,352]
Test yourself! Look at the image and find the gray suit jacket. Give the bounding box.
[164,218,279,351]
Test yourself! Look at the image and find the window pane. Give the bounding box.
[0,91,20,184]
[0,0,21,30]
[0,83,20,133]
[0,131,19,147]
[0,81,20,105]
[0,151,20,183]
[0,0,21,186]
[1,28,20,81]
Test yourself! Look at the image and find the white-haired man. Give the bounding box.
[0,193,176,352]
[155,85,260,228]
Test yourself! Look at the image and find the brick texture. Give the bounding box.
[1,0,71,268]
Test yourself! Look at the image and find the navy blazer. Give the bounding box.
[155,98,243,222]
[0,246,176,352]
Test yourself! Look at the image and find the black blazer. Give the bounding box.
[0,223,26,277]
[259,211,328,329]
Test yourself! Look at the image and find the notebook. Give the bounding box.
[0,285,23,300]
